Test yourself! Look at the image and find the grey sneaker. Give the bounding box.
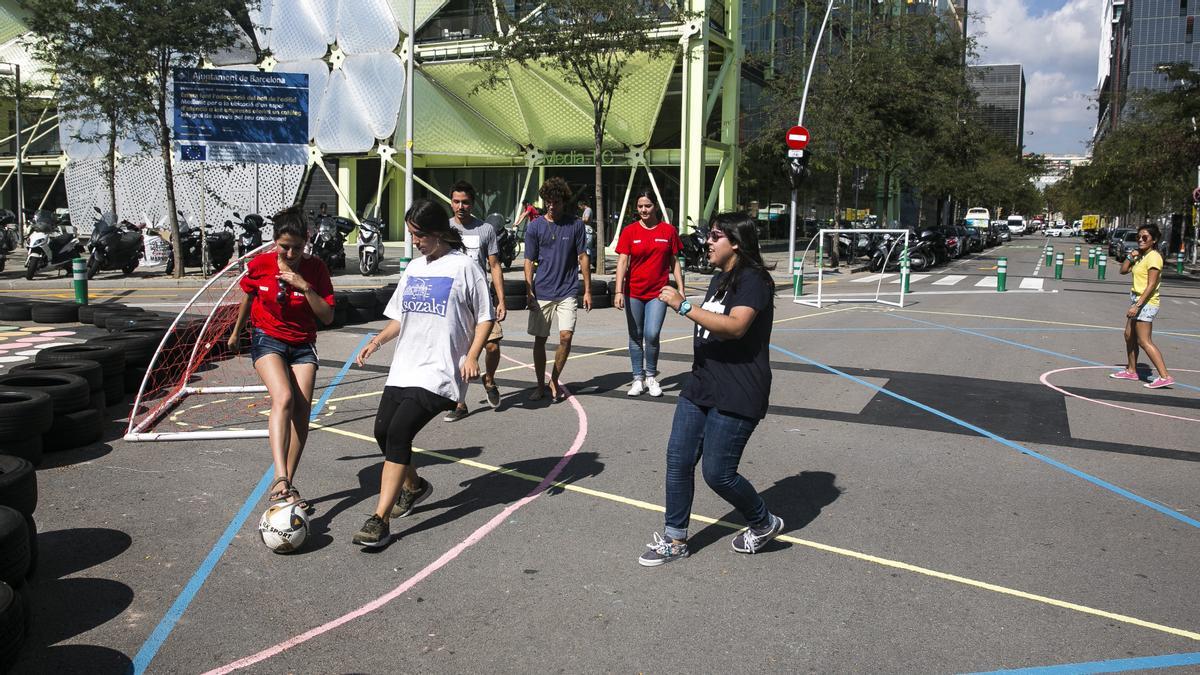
[443,406,468,422]
[483,383,501,408]
[638,532,689,567]
[352,515,390,548]
[732,514,783,554]
[391,477,433,519]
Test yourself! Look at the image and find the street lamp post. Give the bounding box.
[0,62,24,242]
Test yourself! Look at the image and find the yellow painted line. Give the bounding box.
[324,306,857,404]
[310,419,1200,643]
[891,307,1200,339]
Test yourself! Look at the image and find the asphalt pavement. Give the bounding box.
[4,234,1199,673]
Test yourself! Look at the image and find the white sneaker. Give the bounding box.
[645,376,663,397]
[627,379,646,396]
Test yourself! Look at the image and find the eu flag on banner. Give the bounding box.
[181,145,207,161]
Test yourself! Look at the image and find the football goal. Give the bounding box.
[793,228,911,309]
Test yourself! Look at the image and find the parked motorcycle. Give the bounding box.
[25,209,84,279]
[0,210,18,273]
[310,215,354,270]
[681,221,714,274]
[86,206,144,278]
[357,216,385,276]
[484,213,517,269]
[164,212,235,276]
[234,212,266,258]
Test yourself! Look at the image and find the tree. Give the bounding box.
[481,0,695,272]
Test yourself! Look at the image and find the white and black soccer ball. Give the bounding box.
[258,503,309,553]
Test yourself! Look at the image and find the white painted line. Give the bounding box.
[800,289,1057,300]
[932,275,966,286]
[975,277,998,288]
[1190,300,1198,306]
[853,273,896,283]
[889,274,930,283]
[1019,277,1044,290]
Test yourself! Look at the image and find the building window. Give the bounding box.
[1187,16,1194,44]
[1181,0,1188,17]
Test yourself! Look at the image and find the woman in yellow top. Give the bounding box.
[1110,224,1174,388]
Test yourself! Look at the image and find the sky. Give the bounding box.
[968,0,1100,157]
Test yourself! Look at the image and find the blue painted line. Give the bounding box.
[130,333,374,674]
[892,314,1200,394]
[767,344,1200,530]
[965,650,1200,674]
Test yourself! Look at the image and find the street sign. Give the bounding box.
[786,125,810,150]
[1192,185,1200,203]
[787,149,806,159]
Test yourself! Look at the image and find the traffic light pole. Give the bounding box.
[787,0,837,269]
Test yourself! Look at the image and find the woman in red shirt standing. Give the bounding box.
[614,191,684,397]
[227,207,335,510]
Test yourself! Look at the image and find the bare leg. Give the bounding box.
[373,461,408,521]
[254,355,294,494]
[483,340,501,386]
[1123,318,1139,372]
[532,336,548,395]
[1135,321,1171,379]
[285,363,317,484]
[549,330,573,399]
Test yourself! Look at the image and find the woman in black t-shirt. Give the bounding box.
[638,212,782,567]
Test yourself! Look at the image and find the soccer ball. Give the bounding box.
[258,503,309,553]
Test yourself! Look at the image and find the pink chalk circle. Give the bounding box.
[38,331,77,338]
[14,336,55,344]
[34,342,77,349]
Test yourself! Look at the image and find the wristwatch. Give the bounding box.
[677,300,692,316]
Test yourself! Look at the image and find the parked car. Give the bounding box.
[1045,224,1067,237]
[1112,230,1139,260]
[1107,228,1133,256]
[963,225,985,252]
[938,226,966,258]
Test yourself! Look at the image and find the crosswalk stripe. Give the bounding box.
[1019,278,1044,290]
[889,274,930,283]
[853,273,896,283]
[975,277,997,288]
[932,275,966,286]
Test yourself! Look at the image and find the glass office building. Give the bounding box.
[967,64,1027,158]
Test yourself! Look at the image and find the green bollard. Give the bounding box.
[1178,252,1185,274]
[72,258,88,305]
[1045,245,1053,267]
[1098,254,1107,279]
[997,257,1007,292]
[1073,245,1081,266]
[817,238,824,269]
[901,257,910,294]
[793,258,803,297]
[398,256,411,275]
[1088,248,1096,269]
[1054,253,1064,279]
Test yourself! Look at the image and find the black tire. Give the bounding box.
[0,509,29,589]
[606,279,620,296]
[117,326,169,350]
[107,315,170,333]
[104,378,126,406]
[0,456,36,517]
[103,312,151,331]
[502,279,527,295]
[36,344,125,378]
[344,306,371,325]
[588,279,607,296]
[123,369,145,394]
[87,334,157,367]
[43,408,103,452]
[90,389,107,412]
[165,257,174,276]
[0,437,41,468]
[90,304,130,329]
[0,390,53,438]
[583,293,613,310]
[346,289,377,309]
[23,257,36,280]
[504,294,527,311]
[0,581,27,672]
[0,373,89,416]
[0,302,31,322]
[30,302,79,324]
[373,285,396,307]
[23,514,36,580]
[12,360,103,393]
[77,304,96,324]
[122,260,138,275]
[86,256,101,280]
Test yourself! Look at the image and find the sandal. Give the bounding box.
[267,476,314,514]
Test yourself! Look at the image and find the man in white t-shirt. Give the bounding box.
[445,181,507,421]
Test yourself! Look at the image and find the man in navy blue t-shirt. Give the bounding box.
[523,176,591,401]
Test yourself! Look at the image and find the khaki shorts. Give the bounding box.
[527,297,578,337]
[488,314,504,341]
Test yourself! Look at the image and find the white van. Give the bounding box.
[1007,215,1027,235]
[965,207,990,223]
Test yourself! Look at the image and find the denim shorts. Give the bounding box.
[249,328,319,367]
[1129,292,1159,323]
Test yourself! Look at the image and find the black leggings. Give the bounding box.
[373,386,454,465]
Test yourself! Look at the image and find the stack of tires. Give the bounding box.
[0,390,53,466]
[30,302,80,324]
[0,369,102,453]
[35,343,126,409]
[344,290,377,325]
[12,360,105,415]
[0,302,34,322]
[581,279,612,309]
[502,279,528,311]
[374,284,397,319]
[87,332,160,393]
[321,292,350,330]
[0,454,37,670]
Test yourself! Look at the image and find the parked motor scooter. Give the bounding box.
[357,217,385,276]
[25,209,84,279]
[86,206,145,278]
[484,213,517,269]
[310,215,353,270]
[164,212,235,276]
[0,209,18,273]
[234,212,266,258]
[681,220,714,274]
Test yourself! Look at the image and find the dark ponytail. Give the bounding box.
[405,199,464,252]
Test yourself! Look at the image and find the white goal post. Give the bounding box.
[793,228,910,309]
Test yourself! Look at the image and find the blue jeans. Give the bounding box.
[663,396,769,541]
[626,297,668,379]
[249,328,318,367]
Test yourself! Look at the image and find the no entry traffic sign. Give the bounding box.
[786,125,810,150]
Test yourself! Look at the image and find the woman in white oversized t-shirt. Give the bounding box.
[351,199,494,548]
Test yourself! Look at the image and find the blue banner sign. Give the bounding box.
[173,68,308,164]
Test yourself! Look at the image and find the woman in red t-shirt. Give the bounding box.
[227,207,335,510]
[614,191,684,397]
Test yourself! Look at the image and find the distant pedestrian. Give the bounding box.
[614,191,684,397]
[524,177,591,401]
[351,199,494,548]
[226,207,335,512]
[1110,224,1174,389]
[445,180,507,421]
[638,212,783,566]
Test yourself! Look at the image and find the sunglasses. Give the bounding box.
[1137,234,1152,241]
[707,230,727,242]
